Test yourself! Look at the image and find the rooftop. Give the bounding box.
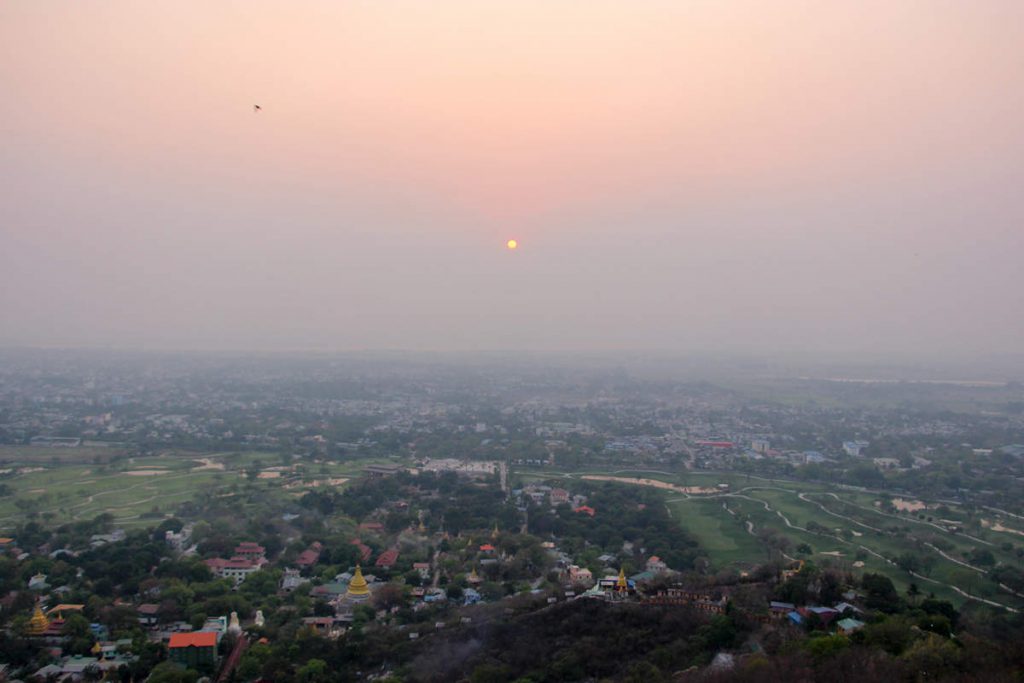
[168,632,218,649]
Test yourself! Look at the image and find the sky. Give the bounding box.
[1,1,1022,358]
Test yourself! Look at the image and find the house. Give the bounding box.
[479,544,496,553]
[34,655,121,680]
[309,582,348,599]
[550,489,570,505]
[137,603,160,627]
[281,569,308,592]
[568,565,593,584]
[168,632,218,669]
[413,562,431,580]
[375,548,399,569]
[205,557,261,585]
[769,601,795,616]
[351,539,372,563]
[364,464,402,477]
[28,573,49,591]
[837,618,866,635]
[645,556,668,574]
[233,542,266,561]
[573,505,596,517]
[296,542,323,569]
[799,606,840,625]
[302,616,337,635]
[843,440,870,457]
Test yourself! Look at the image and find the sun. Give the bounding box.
[506,239,518,250]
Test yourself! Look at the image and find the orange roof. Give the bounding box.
[47,604,85,615]
[479,544,496,552]
[169,632,218,648]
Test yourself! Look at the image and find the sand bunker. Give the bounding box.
[891,498,927,512]
[581,475,719,495]
[192,457,224,471]
[258,471,282,479]
[982,519,1024,537]
[284,477,349,489]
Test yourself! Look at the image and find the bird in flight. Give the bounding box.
[253,104,262,112]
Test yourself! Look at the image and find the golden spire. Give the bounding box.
[616,567,628,592]
[491,523,499,540]
[91,641,103,657]
[28,604,50,635]
[347,565,370,597]
[469,567,479,581]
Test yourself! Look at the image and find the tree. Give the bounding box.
[861,573,900,612]
[896,552,921,574]
[297,658,328,683]
[147,661,199,683]
[373,582,407,610]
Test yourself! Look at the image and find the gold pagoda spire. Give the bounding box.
[491,523,499,540]
[27,604,50,636]
[616,567,628,592]
[347,564,370,597]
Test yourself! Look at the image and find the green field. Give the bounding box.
[0,447,398,532]
[520,466,1024,612]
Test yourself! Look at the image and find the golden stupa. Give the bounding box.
[346,564,370,599]
[616,567,628,592]
[27,605,50,636]
[91,641,103,657]
[491,523,499,540]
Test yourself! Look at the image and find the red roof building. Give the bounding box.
[574,505,596,517]
[168,631,218,669]
[375,548,399,568]
[233,542,266,559]
[169,632,218,648]
[479,544,496,552]
[296,542,323,568]
[350,539,372,563]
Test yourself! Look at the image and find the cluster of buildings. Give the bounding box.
[204,542,268,585]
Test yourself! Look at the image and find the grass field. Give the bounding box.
[0,447,398,532]
[519,466,1024,612]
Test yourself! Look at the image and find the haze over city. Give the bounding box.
[2,1,1022,359]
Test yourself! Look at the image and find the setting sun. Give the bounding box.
[506,239,518,250]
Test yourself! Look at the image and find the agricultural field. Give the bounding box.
[521,466,1024,612]
[0,446,399,532]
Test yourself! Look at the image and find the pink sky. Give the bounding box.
[1,1,1022,355]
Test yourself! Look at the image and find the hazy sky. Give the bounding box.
[2,1,1022,357]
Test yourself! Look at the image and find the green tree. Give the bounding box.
[297,658,328,683]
